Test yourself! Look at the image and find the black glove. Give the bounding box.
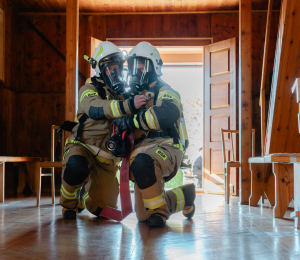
[111,115,136,134]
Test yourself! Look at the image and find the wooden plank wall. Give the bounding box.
[4,12,279,192]
[0,0,18,155]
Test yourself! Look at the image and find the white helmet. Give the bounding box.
[92,41,123,77]
[84,41,126,94]
[128,42,163,76]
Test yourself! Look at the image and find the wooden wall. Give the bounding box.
[0,0,17,157]
[3,12,280,192]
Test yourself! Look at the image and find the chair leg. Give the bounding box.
[224,170,227,203]
[0,162,5,203]
[226,165,230,204]
[51,167,55,205]
[37,167,42,207]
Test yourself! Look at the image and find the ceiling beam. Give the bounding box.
[19,10,281,16]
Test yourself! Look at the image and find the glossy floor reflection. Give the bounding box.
[0,194,299,259]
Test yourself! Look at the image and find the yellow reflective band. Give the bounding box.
[65,138,112,165]
[95,45,104,60]
[158,90,180,104]
[168,142,184,152]
[156,149,167,161]
[61,185,80,200]
[183,205,194,215]
[114,101,121,117]
[80,90,98,107]
[106,95,109,100]
[171,188,185,212]
[63,149,70,160]
[83,193,89,208]
[145,110,156,130]
[111,101,116,117]
[110,100,120,118]
[133,114,140,129]
[143,193,166,209]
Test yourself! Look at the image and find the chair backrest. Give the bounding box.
[51,125,64,162]
[220,129,255,165]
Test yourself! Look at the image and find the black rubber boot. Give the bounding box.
[63,210,77,220]
[147,214,166,227]
[182,183,196,219]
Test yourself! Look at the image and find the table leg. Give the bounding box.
[0,162,5,203]
[51,167,55,204]
[249,163,267,206]
[292,163,300,229]
[35,162,41,207]
[273,163,294,218]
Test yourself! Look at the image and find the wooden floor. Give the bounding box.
[0,194,299,260]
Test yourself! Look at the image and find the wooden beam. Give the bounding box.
[265,0,300,154]
[260,0,273,156]
[239,0,252,205]
[19,10,281,16]
[65,0,79,121]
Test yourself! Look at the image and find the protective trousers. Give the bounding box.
[60,144,119,216]
[130,142,185,221]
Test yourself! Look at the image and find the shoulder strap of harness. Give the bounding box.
[54,114,89,161]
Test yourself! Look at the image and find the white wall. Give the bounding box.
[161,65,203,164]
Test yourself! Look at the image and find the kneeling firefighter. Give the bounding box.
[60,41,148,220]
[112,42,196,227]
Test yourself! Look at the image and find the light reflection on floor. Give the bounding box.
[0,194,299,260]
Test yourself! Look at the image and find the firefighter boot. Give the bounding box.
[147,213,167,228]
[62,208,77,220]
[182,183,196,219]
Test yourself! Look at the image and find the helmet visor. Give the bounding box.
[99,55,126,93]
[127,57,153,86]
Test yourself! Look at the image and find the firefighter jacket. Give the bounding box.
[131,79,183,158]
[68,77,137,160]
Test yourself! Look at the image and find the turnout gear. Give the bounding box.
[61,144,119,216]
[60,47,139,217]
[126,43,195,225]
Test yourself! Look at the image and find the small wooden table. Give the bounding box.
[0,156,41,202]
[249,154,300,229]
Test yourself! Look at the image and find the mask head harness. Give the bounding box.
[127,56,157,95]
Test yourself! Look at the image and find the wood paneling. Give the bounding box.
[211,83,230,109]
[17,93,65,158]
[12,0,282,13]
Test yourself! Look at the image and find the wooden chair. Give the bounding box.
[220,129,255,204]
[36,125,63,207]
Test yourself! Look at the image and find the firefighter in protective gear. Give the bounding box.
[112,42,196,227]
[60,41,148,220]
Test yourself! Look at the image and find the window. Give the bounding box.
[0,7,4,82]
